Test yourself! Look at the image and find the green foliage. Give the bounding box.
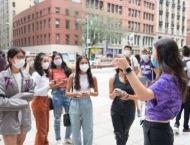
[81,15,124,47]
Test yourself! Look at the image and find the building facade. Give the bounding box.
[0,0,37,50]
[82,0,125,57]
[82,0,156,56]
[126,0,156,51]
[13,0,83,55]
[186,0,190,45]
[156,0,186,48]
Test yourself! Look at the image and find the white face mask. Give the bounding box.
[29,60,34,67]
[141,55,149,63]
[42,62,49,70]
[123,50,131,57]
[54,59,62,66]
[80,64,89,72]
[13,59,25,69]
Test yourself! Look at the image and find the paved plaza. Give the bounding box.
[0,68,190,145]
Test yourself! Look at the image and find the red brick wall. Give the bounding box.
[13,0,82,47]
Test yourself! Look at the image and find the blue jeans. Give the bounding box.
[69,98,93,145]
[52,89,71,140]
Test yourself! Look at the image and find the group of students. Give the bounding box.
[0,49,98,145]
[0,38,190,145]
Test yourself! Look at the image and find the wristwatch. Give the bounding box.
[125,66,133,75]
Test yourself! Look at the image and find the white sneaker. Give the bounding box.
[173,126,180,135]
[55,140,63,145]
[64,139,73,144]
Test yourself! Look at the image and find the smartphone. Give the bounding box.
[114,88,126,97]
[114,88,122,96]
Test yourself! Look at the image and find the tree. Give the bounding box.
[80,14,124,49]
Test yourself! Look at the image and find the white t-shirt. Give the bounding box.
[32,72,49,96]
[183,56,190,86]
[130,55,139,69]
[13,73,22,92]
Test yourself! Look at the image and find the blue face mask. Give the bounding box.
[151,56,159,68]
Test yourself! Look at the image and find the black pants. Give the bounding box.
[111,99,135,145]
[175,103,190,129]
[143,120,174,145]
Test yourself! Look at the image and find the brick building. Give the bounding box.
[13,0,157,57]
[13,0,83,55]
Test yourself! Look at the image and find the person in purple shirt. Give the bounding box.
[114,38,187,145]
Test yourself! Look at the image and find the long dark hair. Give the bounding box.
[7,48,25,69]
[51,52,72,77]
[74,55,95,90]
[34,53,49,77]
[154,38,187,99]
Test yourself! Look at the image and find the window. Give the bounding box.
[36,22,39,30]
[44,34,47,44]
[28,37,31,45]
[75,21,79,30]
[75,11,79,17]
[111,4,114,13]
[40,11,42,16]
[75,35,79,45]
[44,19,46,28]
[66,20,70,29]
[24,26,26,33]
[66,34,70,44]
[48,18,51,28]
[99,1,103,10]
[65,9,69,16]
[28,24,31,32]
[56,34,60,44]
[48,33,51,43]
[119,6,122,14]
[48,7,51,14]
[32,23,35,32]
[55,7,60,13]
[12,2,15,7]
[40,21,42,29]
[107,3,111,12]
[55,19,60,28]
[36,12,39,18]
[28,15,31,21]
[13,10,16,16]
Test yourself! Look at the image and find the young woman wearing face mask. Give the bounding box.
[0,48,34,145]
[31,53,54,145]
[50,52,72,145]
[109,57,135,145]
[66,55,98,145]
[114,38,187,145]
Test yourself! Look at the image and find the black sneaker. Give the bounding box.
[183,128,190,132]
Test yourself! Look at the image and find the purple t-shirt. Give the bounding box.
[145,73,182,121]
